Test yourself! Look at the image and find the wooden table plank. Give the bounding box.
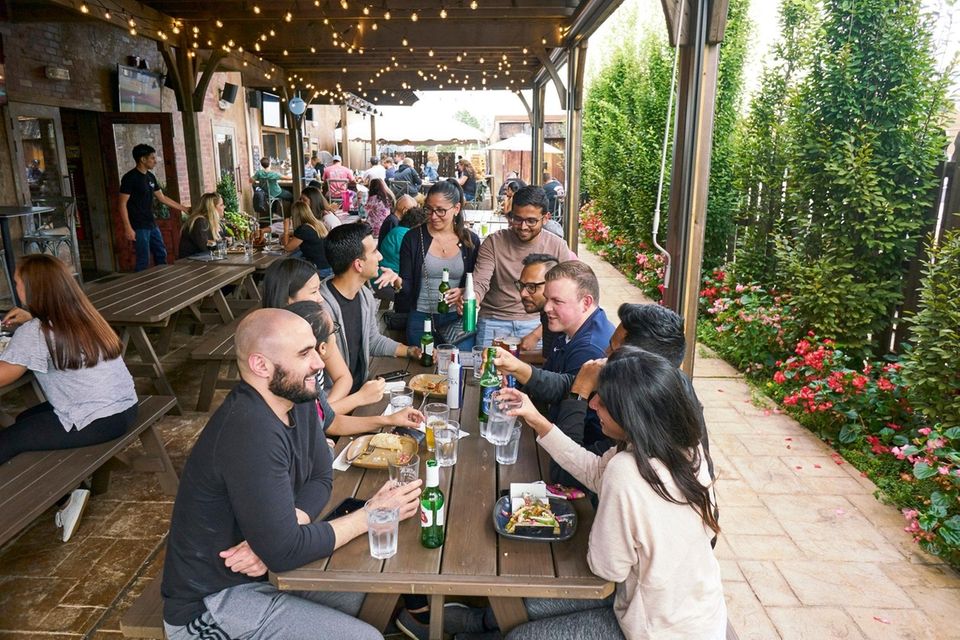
[175,250,284,271]
[497,424,555,578]
[440,380,499,577]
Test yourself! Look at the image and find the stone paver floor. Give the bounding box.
[0,247,958,639]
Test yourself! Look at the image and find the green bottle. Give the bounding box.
[462,273,477,332]
[420,459,445,548]
[420,318,434,367]
[478,347,500,425]
[437,268,451,314]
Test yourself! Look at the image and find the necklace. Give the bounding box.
[432,234,458,257]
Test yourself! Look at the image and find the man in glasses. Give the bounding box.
[514,253,560,357]
[472,185,577,346]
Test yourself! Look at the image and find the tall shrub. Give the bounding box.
[779,0,951,352]
[732,0,817,286]
[903,228,960,429]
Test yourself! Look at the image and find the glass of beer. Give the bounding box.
[423,403,449,453]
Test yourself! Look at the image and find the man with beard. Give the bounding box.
[514,253,560,357]
[162,308,422,639]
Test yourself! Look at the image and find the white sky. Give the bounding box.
[390,0,959,133]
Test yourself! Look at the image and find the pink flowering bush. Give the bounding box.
[580,201,665,301]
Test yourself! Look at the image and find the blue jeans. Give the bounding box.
[134,226,167,271]
[476,317,541,347]
[407,309,476,350]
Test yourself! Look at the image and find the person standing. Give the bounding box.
[397,181,480,347]
[472,185,577,346]
[119,143,189,271]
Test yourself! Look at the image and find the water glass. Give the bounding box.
[388,453,419,486]
[423,403,450,453]
[367,506,399,560]
[434,421,460,467]
[390,386,414,412]
[435,344,457,375]
[472,346,486,379]
[487,392,520,445]
[496,426,523,465]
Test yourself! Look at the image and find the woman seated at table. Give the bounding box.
[456,159,479,202]
[283,201,333,278]
[0,254,139,542]
[363,178,395,238]
[301,185,342,232]
[495,347,726,640]
[397,181,480,348]
[499,178,527,216]
[261,258,415,432]
[178,192,223,257]
[380,206,426,275]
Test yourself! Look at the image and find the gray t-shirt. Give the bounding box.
[416,252,465,313]
[1,319,138,431]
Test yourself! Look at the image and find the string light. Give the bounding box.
[80,3,89,13]
[285,12,292,22]
[384,10,391,19]
[439,8,447,18]
[470,0,478,8]
[410,11,418,21]
[253,5,260,13]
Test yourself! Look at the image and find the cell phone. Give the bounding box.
[322,497,366,521]
[379,369,408,382]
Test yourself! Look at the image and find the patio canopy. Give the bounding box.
[336,111,486,146]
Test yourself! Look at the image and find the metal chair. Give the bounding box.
[467,180,488,210]
[325,179,349,205]
[23,197,81,281]
[388,179,410,200]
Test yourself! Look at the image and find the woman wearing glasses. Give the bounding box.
[397,181,480,347]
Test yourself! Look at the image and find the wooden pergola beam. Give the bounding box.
[534,46,568,107]
[193,49,227,109]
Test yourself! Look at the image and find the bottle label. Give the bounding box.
[436,504,445,527]
[421,504,444,527]
[481,384,497,416]
[425,342,434,356]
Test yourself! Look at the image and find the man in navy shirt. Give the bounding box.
[162,308,421,639]
[119,143,189,271]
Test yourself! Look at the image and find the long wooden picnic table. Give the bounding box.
[85,262,254,413]
[272,356,613,639]
[175,249,286,307]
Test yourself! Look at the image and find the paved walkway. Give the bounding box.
[581,247,960,640]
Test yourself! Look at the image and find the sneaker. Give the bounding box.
[54,488,90,542]
[396,603,490,640]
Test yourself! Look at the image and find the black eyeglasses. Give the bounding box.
[425,206,456,218]
[508,213,545,227]
[514,280,546,294]
[329,320,342,337]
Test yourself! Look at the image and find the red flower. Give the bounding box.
[773,371,787,385]
[877,378,895,392]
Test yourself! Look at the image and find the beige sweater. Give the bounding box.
[538,428,727,640]
[473,229,577,320]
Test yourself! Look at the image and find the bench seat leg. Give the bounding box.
[196,361,222,412]
[138,423,179,496]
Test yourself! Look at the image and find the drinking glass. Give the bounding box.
[367,506,399,560]
[434,421,460,467]
[472,346,486,379]
[423,403,450,453]
[389,387,414,412]
[496,426,523,465]
[435,344,456,375]
[487,391,520,445]
[388,453,420,486]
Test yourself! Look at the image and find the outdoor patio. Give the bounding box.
[0,247,957,640]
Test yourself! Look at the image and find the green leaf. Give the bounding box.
[942,515,960,531]
[838,424,859,444]
[913,462,937,480]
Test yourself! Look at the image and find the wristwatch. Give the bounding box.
[567,391,587,402]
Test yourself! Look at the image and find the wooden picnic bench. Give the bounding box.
[85,263,254,414]
[190,316,243,412]
[0,395,177,548]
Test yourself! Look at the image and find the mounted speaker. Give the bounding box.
[247,90,262,109]
[220,83,238,104]
[306,107,314,121]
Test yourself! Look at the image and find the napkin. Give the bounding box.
[383,380,407,395]
[332,445,352,472]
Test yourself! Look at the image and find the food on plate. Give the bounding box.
[370,432,405,451]
[505,493,560,535]
[410,375,448,396]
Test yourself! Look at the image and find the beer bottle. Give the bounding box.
[437,268,451,314]
[478,347,500,425]
[420,319,434,367]
[420,459,445,548]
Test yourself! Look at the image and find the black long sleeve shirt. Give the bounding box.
[161,382,336,626]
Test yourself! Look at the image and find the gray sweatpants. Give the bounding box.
[504,596,623,640]
[163,582,382,640]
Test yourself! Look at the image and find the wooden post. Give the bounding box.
[370,114,377,162]
[158,40,225,206]
[531,82,546,188]
[282,90,304,200]
[340,104,350,168]
[563,43,587,253]
[661,0,727,377]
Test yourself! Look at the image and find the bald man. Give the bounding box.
[162,309,421,640]
[376,193,417,252]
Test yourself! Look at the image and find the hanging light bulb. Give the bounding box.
[363,5,370,14]
[79,3,89,13]
[216,19,223,27]
[410,11,418,21]
[285,11,292,21]
[340,0,348,8]
[384,10,391,19]
[428,49,434,57]
[371,22,378,30]
[440,8,447,18]
[253,4,260,13]
[402,38,408,46]
[127,17,136,26]
[470,0,478,9]
[104,9,111,18]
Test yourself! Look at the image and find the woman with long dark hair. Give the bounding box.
[499,347,726,639]
[363,178,396,238]
[0,255,138,540]
[397,180,479,347]
[262,258,384,419]
[456,159,478,201]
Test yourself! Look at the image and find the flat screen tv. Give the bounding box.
[117,64,163,112]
